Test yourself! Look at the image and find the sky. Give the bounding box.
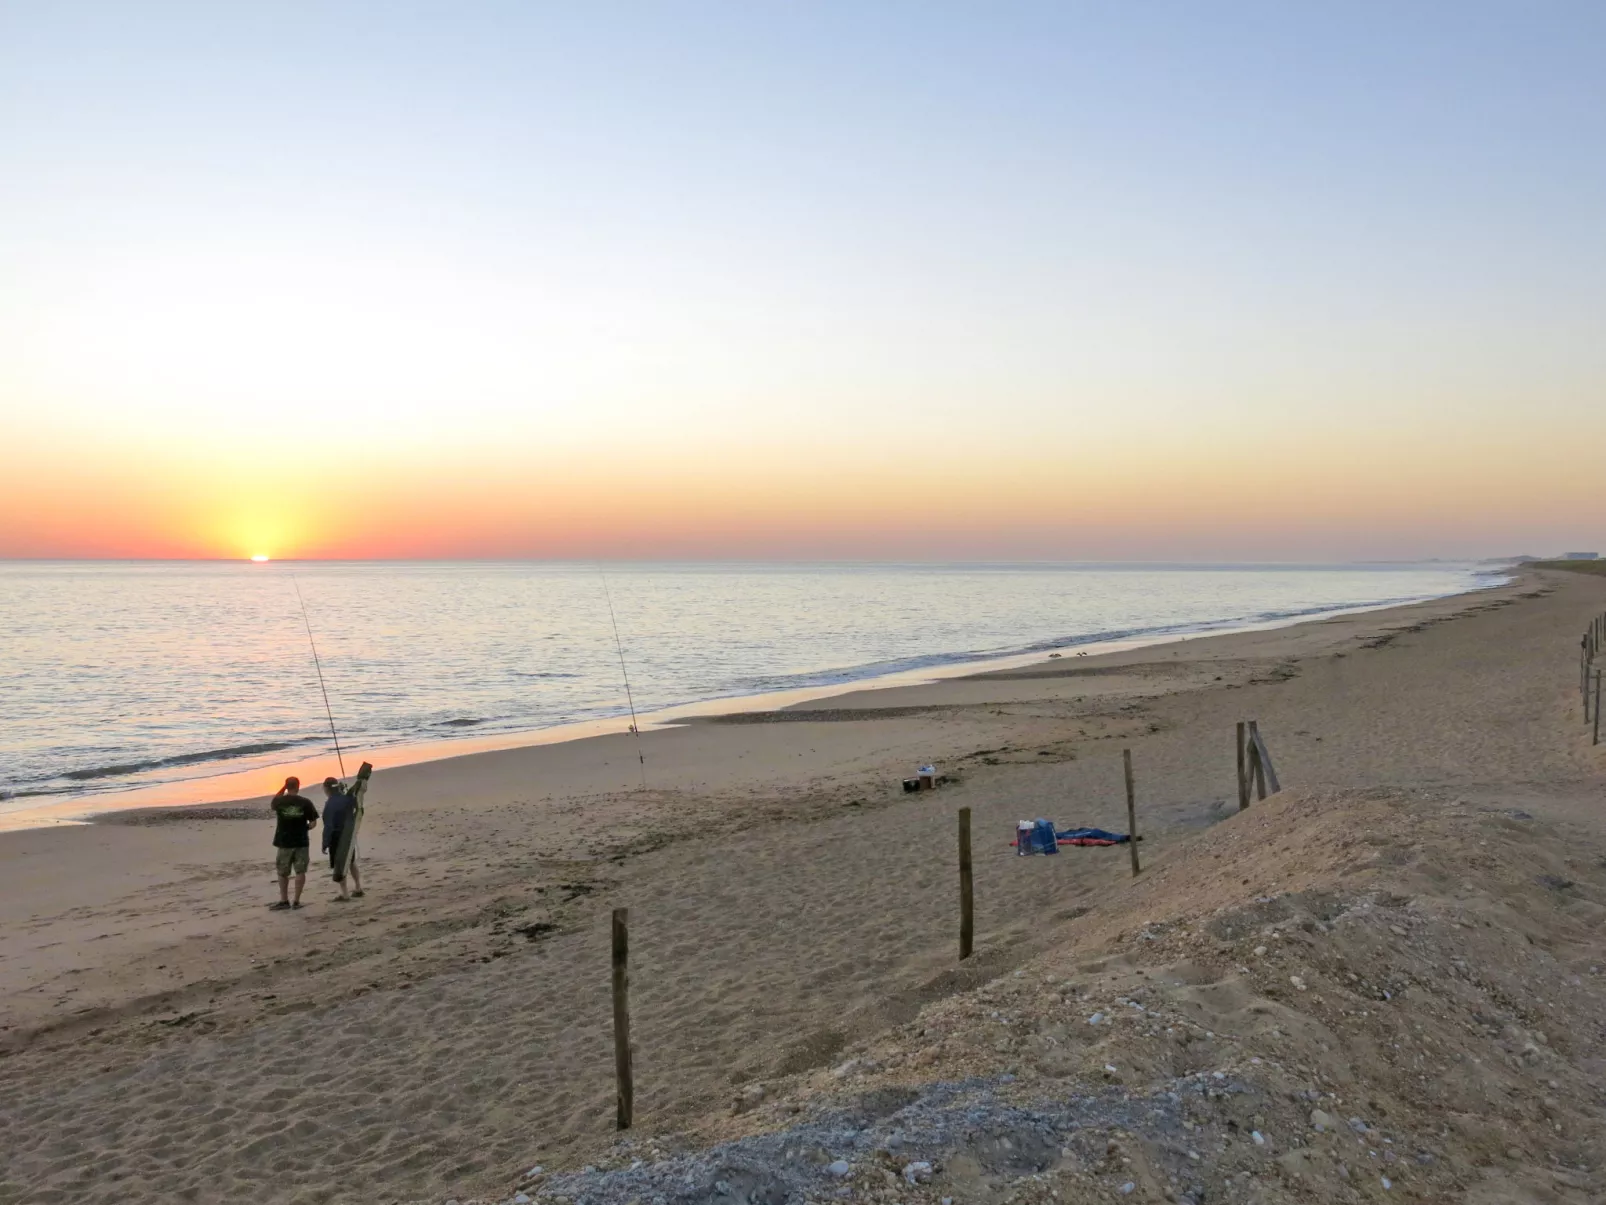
[2,2,1604,561]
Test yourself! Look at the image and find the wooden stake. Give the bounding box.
[1248,727,1268,800]
[958,807,974,961]
[1236,721,1248,812]
[611,908,633,1130]
[1123,748,1140,877]
[1595,671,1602,747]
[1248,721,1281,795]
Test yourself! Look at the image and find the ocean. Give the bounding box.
[0,560,1504,810]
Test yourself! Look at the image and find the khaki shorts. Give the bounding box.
[275,846,310,877]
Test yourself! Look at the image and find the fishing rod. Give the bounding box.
[598,568,647,790]
[291,575,347,780]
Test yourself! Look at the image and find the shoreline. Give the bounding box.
[3,573,1508,831]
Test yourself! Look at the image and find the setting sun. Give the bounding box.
[250,554,269,563]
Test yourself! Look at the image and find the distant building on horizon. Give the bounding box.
[1562,552,1599,560]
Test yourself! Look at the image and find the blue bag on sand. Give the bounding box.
[1031,818,1060,855]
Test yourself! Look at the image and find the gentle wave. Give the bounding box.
[60,740,310,782]
[0,560,1507,803]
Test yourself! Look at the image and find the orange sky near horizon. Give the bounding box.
[4,412,1601,562]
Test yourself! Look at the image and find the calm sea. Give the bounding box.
[1,560,1503,808]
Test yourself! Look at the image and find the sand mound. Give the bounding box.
[516,786,1606,1205]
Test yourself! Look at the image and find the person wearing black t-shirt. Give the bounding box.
[269,776,320,911]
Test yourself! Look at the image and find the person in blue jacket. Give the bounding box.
[320,776,364,901]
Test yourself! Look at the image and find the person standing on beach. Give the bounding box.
[269,776,319,911]
[320,776,364,901]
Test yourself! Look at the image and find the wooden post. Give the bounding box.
[1123,748,1140,876]
[1248,721,1281,796]
[1595,671,1602,747]
[1236,721,1249,811]
[958,807,974,961]
[611,908,633,1130]
[1248,723,1269,800]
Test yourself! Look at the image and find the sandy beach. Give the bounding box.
[4,567,1605,1204]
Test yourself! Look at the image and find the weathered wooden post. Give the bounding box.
[1595,671,1602,748]
[1586,636,1592,700]
[958,807,974,961]
[1236,721,1249,811]
[611,908,633,1130]
[1123,748,1140,876]
[1248,720,1277,799]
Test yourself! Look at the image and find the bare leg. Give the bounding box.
[350,855,362,897]
[293,872,306,906]
[277,875,290,905]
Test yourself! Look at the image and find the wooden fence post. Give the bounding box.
[1123,748,1140,877]
[958,807,974,961]
[1236,721,1249,811]
[1246,723,1271,796]
[612,908,633,1130]
[1595,671,1602,748]
[1247,721,1271,800]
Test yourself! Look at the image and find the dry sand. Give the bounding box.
[2,568,1604,1204]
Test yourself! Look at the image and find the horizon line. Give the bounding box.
[0,555,1524,566]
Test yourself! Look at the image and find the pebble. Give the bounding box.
[1381,1176,1392,1190]
[902,1161,933,1185]
[1310,1109,1336,1132]
[1253,946,1267,957]
[1088,1012,1106,1025]
[1348,1117,1368,1133]
[1290,975,1307,991]
[513,1195,531,1205]
[1119,1182,1136,1195]
[1390,925,1406,937]
[1251,1131,1265,1146]
[526,1166,544,1178]
[827,1160,852,1178]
